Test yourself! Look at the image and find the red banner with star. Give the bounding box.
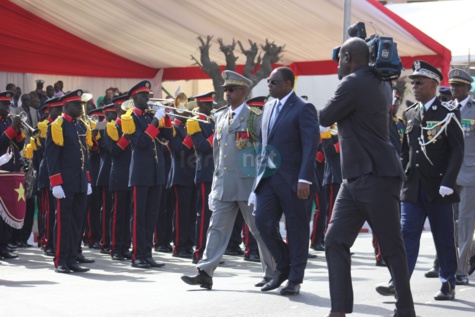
[0,171,26,229]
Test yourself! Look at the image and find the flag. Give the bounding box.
[0,171,26,229]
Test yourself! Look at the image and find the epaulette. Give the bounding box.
[441,101,457,112]
[186,117,202,135]
[214,105,228,113]
[249,107,263,116]
[106,121,119,141]
[79,118,93,147]
[24,143,33,159]
[121,109,136,134]
[37,119,49,138]
[51,116,64,146]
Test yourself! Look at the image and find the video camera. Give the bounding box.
[332,22,403,81]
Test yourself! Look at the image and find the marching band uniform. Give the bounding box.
[168,116,196,258]
[104,95,132,260]
[45,89,92,273]
[123,80,172,268]
[186,93,215,264]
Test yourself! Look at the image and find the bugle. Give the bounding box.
[9,112,40,138]
[147,100,210,123]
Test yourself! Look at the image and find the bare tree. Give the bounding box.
[191,36,284,106]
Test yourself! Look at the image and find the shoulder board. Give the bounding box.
[249,107,263,116]
[441,101,457,112]
[214,105,228,113]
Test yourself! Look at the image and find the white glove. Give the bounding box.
[52,186,66,199]
[319,125,330,133]
[154,107,166,120]
[0,151,13,166]
[87,183,92,195]
[248,192,256,207]
[439,186,453,197]
[208,193,215,212]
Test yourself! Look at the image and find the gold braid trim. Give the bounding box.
[106,121,119,141]
[37,119,48,138]
[29,137,37,151]
[24,144,33,159]
[51,117,64,146]
[79,118,93,147]
[186,118,201,135]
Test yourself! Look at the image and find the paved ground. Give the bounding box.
[1,232,474,317]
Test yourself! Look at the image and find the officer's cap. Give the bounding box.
[128,80,151,97]
[88,108,104,116]
[448,68,473,86]
[112,94,129,105]
[102,103,116,113]
[45,97,63,108]
[221,70,252,88]
[0,91,13,101]
[193,91,215,103]
[36,79,45,84]
[409,60,442,84]
[438,86,452,96]
[59,89,83,104]
[246,96,267,108]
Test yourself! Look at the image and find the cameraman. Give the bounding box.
[319,38,415,317]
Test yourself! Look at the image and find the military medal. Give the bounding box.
[235,131,251,149]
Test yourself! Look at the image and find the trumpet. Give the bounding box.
[147,100,210,123]
[9,112,40,138]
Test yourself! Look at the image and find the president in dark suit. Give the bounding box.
[319,38,415,317]
[253,66,319,295]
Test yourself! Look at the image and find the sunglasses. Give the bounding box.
[267,79,283,86]
[410,80,425,86]
[223,86,243,93]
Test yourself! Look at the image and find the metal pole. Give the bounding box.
[343,0,352,42]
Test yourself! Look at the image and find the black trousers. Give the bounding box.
[325,174,414,315]
[193,182,212,262]
[131,185,162,261]
[85,186,101,246]
[100,186,112,250]
[154,187,173,248]
[110,190,132,256]
[172,185,195,254]
[54,192,87,267]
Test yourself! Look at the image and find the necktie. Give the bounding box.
[269,101,282,132]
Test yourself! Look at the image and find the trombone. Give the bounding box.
[147,100,210,123]
[9,112,40,138]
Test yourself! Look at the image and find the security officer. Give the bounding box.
[45,89,93,273]
[185,92,215,264]
[0,91,25,259]
[449,68,475,285]
[167,96,197,258]
[36,97,63,256]
[376,61,464,300]
[103,94,132,260]
[122,80,172,268]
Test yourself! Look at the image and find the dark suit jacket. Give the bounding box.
[319,65,404,181]
[255,91,319,193]
[96,128,112,187]
[401,98,464,203]
[105,118,131,192]
[167,121,196,188]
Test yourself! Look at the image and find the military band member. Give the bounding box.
[184,93,215,264]
[181,71,274,289]
[104,94,132,260]
[167,96,197,258]
[122,80,172,268]
[36,97,63,256]
[0,91,25,259]
[45,89,93,273]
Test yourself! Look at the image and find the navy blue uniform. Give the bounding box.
[45,114,90,268]
[96,128,112,251]
[127,108,172,262]
[105,118,132,257]
[167,119,196,256]
[85,136,101,248]
[187,116,215,263]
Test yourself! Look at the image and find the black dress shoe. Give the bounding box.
[244,253,261,262]
[111,253,125,260]
[307,253,318,259]
[122,250,132,260]
[375,259,386,267]
[155,245,173,253]
[17,241,33,248]
[255,277,271,287]
[224,247,244,256]
[455,275,469,285]
[100,248,111,254]
[173,251,193,259]
[77,256,95,263]
[181,269,213,290]
[0,250,18,259]
[55,265,71,273]
[434,283,455,300]
[90,242,101,249]
[132,259,151,269]
[44,249,55,257]
[280,281,300,295]
[68,264,90,272]
[145,257,165,268]
[425,266,439,278]
[375,283,395,296]
[261,267,290,291]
